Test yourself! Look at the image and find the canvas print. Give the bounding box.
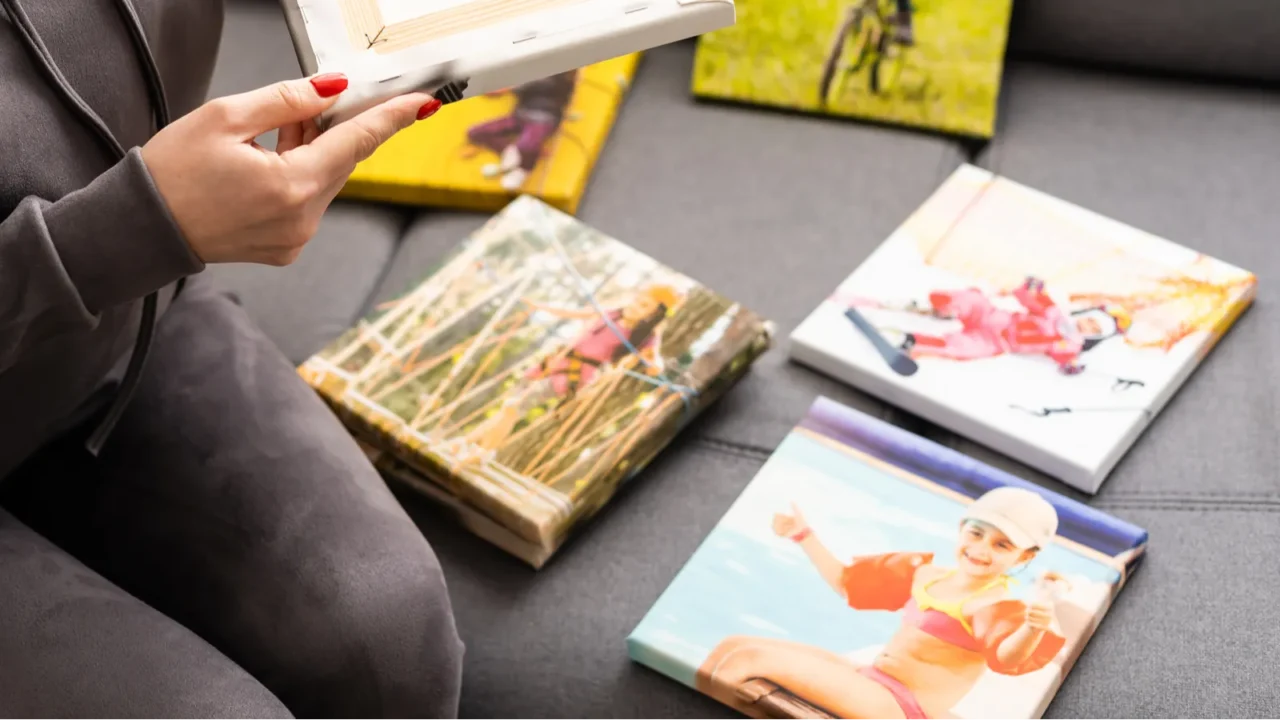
[338,55,638,213]
[299,195,773,566]
[329,0,548,52]
[788,164,1256,492]
[628,396,1148,719]
[691,0,1014,137]
[355,437,557,566]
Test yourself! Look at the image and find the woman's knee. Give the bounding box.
[272,532,464,718]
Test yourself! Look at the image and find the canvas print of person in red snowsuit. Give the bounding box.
[895,277,1132,375]
[445,284,679,463]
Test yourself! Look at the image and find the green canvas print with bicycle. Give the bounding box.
[691,0,1013,138]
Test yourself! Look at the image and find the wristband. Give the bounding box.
[790,527,812,543]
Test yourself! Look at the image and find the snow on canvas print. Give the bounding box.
[788,164,1256,492]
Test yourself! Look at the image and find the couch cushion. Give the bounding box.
[203,202,409,363]
[1008,0,1280,83]
[963,60,1280,500]
[370,212,493,302]
[1048,507,1280,717]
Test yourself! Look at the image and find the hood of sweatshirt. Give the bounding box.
[0,0,223,479]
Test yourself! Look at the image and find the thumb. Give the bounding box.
[210,74,349,140]
[292,91,434,181]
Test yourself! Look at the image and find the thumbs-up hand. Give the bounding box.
[772,502,809,539]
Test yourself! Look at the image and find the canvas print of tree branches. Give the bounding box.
[299,196,773,554]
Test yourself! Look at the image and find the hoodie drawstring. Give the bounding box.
[1,0,180,455]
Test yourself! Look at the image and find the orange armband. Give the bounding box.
[970,600,1067,676]
[840,552,933,611]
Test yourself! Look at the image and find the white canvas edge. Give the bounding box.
[785,163,1258,495]
[786,328,1100,493]
[280,0,733,128]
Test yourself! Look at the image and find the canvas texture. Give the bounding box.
[628,397,1148,719]
[691,0,1014,138]
[788,164,1256,492]
[298,195,774,566]
[338,55,639,214]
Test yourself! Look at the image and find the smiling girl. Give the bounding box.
[695,487,1069,719]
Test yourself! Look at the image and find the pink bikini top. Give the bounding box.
[901,572,1010,653]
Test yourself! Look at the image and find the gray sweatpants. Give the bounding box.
[0,276,464,718]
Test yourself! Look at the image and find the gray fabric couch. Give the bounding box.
[210,1,1280,716]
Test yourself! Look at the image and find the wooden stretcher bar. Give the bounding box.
[735,679,837,719]
[338,0,589,54]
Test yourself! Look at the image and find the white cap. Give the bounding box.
[962,487,1059,550]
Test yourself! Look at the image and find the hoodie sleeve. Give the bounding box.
[0,147,205,371]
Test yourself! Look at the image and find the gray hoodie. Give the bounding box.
[0,0,225,479]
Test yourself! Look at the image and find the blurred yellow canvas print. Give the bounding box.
[691,0,1013,138]
[338,54,639,213]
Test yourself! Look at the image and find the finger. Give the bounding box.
[209,73,349,140]
[301,117,322,146]
[277,120,306,154]
[292,91,434,181]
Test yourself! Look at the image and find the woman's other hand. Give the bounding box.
[772,502,809,539]
[141,73,439,266]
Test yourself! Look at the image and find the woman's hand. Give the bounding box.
[772,502,809,539]
[141,74,438,266]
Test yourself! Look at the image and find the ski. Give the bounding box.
[843,307,918,376]
[1010,404,1154,418]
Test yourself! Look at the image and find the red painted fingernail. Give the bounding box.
[310,73,348,98]
[417,99,442,120]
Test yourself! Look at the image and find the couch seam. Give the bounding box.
[692,435,771,460]
[689,436,1280,506]
[1099,498,1280,508]
[353,209,418,320]
[1103,491,1280,499]
[1092,504,1280,513]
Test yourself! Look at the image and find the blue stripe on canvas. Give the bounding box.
[797,396,1149,558]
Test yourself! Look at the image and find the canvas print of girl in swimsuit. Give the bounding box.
[697,487,1067,719]
[627,396,1148,719]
